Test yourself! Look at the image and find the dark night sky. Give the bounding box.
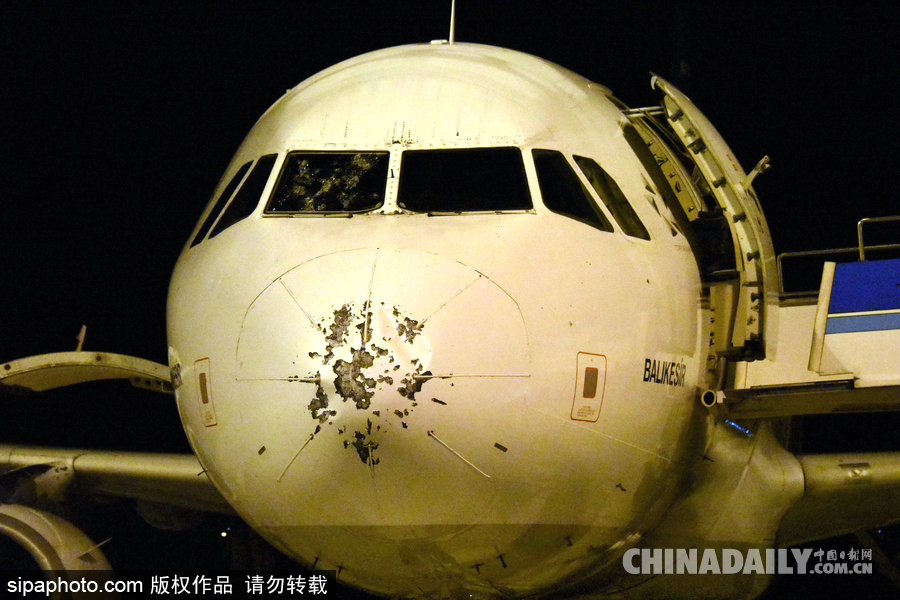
[0,2,898,597]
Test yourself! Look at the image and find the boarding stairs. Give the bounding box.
[707,217,900,419]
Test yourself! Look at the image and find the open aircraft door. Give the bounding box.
[652,76,778,360]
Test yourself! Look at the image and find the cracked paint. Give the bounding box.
[307,381,336,423]
[397,368,431,399]
[350,431,379,465]
[301,302,436,466]
[235,248,532,479]
[393,309,424,344]
[333,348,377,409]
[325,304,353,347]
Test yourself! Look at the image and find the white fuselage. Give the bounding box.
[167,43,705,597]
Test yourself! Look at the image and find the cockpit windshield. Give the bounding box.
[265,152,389,213]
[397,147,532,213]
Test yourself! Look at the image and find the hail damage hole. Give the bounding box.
[351,431,379,465]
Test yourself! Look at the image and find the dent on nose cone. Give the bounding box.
[236,248,530,527]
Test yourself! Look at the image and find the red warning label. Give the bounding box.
[571,352,606,422]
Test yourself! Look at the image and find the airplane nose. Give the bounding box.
[233,248,530,535]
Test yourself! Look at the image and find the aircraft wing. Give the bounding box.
[0,444,233,515]
[777,452,900,546]
[0,351,231,514]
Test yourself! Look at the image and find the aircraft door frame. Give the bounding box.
[649,77,778,360]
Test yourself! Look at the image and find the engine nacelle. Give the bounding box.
[0,504,111,570]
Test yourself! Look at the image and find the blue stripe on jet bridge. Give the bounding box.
[826,311,900,334]
[829,258,900,314]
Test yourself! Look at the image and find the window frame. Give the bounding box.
[209,153,279,239]
[190,161,252,247]
[573,154,651,241]
[396,146,533,214]
[531,148,615,233]
[263,150,391,215]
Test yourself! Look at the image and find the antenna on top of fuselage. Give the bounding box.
[449,0,456,44]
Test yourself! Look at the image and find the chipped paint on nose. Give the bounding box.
[236,248,530,470]
[305,301,433,465]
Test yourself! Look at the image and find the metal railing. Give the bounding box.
[778,247,856,297]
[777,215,900,296]
[858,216,900,260]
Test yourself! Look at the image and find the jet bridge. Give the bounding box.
[707,217,900,419]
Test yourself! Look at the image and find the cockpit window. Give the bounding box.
[532,149,613,232]
[191,161,251,247]
[397,147,531,213]
[573,155,651,240]
[210,154,278,238]
[265,152,389,213]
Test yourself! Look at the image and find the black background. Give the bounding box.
[1,2,898,598]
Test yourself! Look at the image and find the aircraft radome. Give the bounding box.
[1,5,899,599]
